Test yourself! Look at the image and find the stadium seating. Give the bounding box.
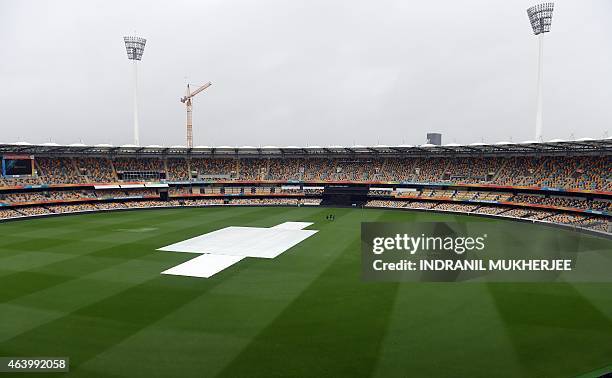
[1,155,608,190]
[0,154,608,233]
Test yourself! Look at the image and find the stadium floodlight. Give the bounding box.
[123,36,147,146]
[526,2,554,141]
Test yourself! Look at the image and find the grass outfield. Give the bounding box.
[0,206,611,378]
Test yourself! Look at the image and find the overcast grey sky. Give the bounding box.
[0,0,611,147]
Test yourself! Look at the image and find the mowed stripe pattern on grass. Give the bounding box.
[0,207,610,378]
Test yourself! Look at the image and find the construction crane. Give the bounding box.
[180,82,212,148]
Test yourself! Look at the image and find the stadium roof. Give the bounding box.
[0,139,610,157]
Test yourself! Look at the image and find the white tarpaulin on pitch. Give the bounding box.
[270,222,315,230]
[161,254,244,278]
[158,222,317,278]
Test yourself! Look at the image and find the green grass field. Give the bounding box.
[0,206,611,377]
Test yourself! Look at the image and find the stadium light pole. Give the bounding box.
[123,36,147,146]
[527,3,554,141]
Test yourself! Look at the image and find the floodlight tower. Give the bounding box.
[527,2,554,141]
[123,36,147,145]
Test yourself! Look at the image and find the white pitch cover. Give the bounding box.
[158,222,317,278]
[162,254,244,278]
[270,222,313,230]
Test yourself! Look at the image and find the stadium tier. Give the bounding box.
[0,141,610,234]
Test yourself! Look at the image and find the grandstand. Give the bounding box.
[0,139,610,234]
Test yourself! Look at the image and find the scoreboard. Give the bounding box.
[1,154,35,177]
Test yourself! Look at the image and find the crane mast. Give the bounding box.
[180,82,212,148]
